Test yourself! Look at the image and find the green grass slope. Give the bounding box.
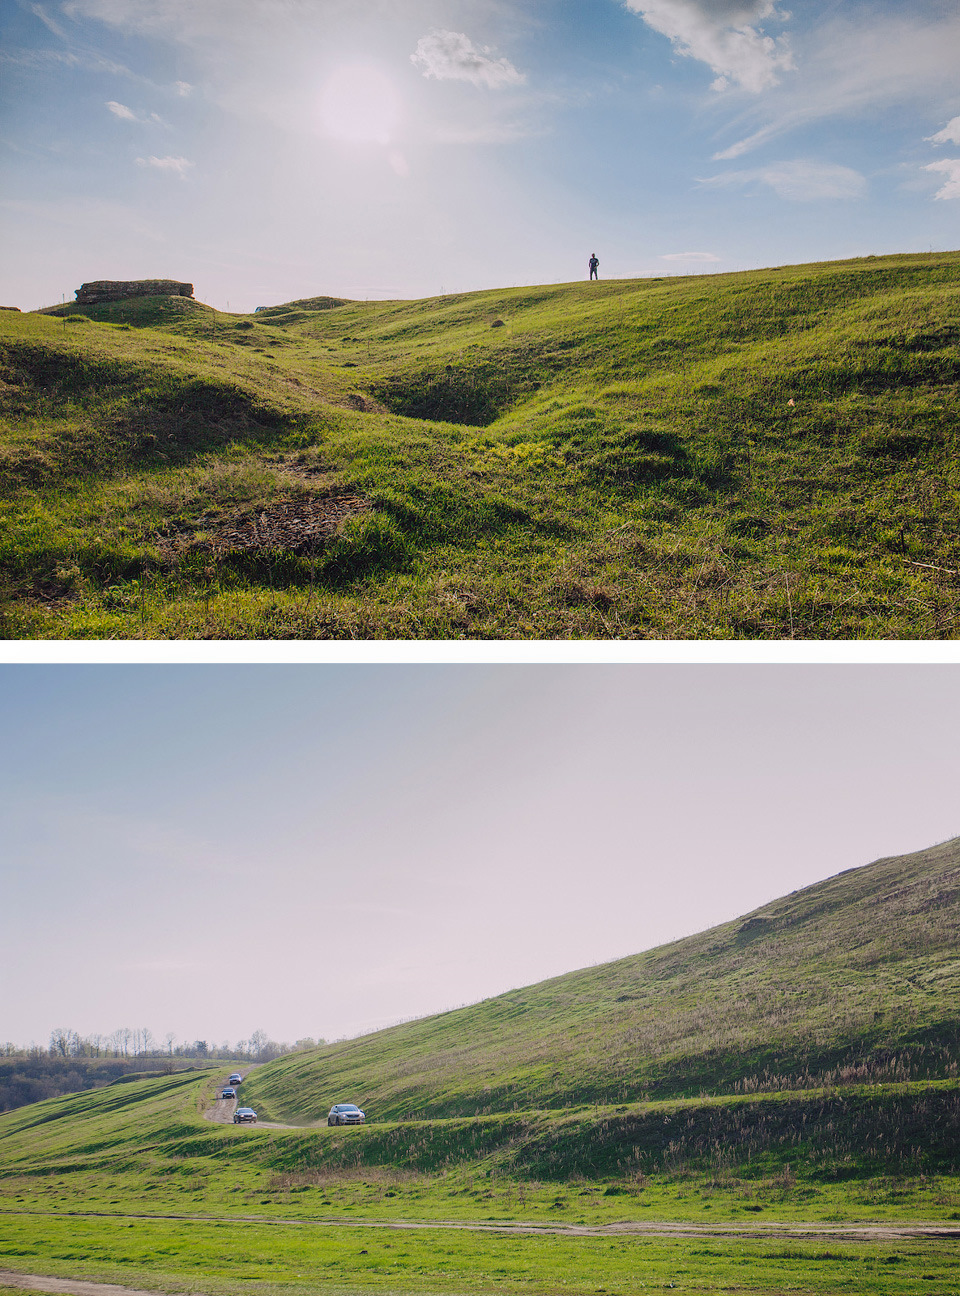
[1,1056,957,1208]
[2,842,960,1296]
[2,1068,958,1296]
[243,835,960,1123]
[1,250,958,638]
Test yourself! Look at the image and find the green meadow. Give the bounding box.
[1,837,958,1294]
[2,250,958,638]
[2,1210,959,1296]
[1,1068,958,1295]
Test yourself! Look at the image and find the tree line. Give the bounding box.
[0,1028,326,1114]
[12,1025,323,1062]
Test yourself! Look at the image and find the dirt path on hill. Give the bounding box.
[2,1218,957,1296]
[3,1210,958,1243]
[201,1067,296,1130]
[0,1273,182,1296]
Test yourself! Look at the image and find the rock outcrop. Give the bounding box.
[74,279,194,305]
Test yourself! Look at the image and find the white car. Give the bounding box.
[221,1087,237,1099]
[327,1103,365,1126]
[228,1073,243,1085]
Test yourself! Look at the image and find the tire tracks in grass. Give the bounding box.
[1,1208,958,1242]
[0,1273,181,1296]
[202,1066,296,1130]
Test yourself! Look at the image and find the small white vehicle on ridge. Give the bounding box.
[327,1103,365,1125]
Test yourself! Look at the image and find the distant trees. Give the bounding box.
[134,1027,155,1056]
[0,1027,327,1116]
[110,1027,132,1056]
[49,1028,76,1058]
[11,1027,323,1065]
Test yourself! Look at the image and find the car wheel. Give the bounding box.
[327,1117,334,1126]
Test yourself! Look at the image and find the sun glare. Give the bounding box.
[319,65,400,145]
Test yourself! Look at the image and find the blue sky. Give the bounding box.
[2,0,959,311]
[2,664,959,1049]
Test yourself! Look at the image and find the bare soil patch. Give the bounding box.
[201,1068,296,1130]
[156,489,368,559]
[4,1212,958,1243]
[0,1274,182,1296]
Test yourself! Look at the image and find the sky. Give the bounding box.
[1,0,959,311]
[2,663,959,1051]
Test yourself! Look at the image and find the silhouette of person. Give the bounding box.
[588,253,599,281]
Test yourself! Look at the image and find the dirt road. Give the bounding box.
[3,1208,958,1242]
[2,1215,956,1296]
[202,1068,294,1130]
[0,1273,179,1296]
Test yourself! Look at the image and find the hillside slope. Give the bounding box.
[1,1064,957,1193]
[2,251,959,638]
[243,836,960,1123]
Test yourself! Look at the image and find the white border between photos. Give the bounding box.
[2,641,959,665]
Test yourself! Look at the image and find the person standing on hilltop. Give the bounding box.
[588,253,599,281]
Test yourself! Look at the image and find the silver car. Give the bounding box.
[327,1102,365,1126]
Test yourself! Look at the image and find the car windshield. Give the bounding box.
[339,1105,359,1112]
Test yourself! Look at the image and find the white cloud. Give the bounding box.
[106,100,165,125]
[927,116,960,146]
[623,0,794,93]
[713,126,777,160]
[174,79,192,96]
[924,159,960,200]
[2,45,132,77]
[411,29,525,90]
[135,154,193,176]
[29,2,69,40]
[660,251,720,262]
[700,159,866,201]
[713,8,960,159]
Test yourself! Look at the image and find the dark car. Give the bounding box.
[327,1103,365,1126]
[233,1107,258,1124]
[221,1087,237,1099]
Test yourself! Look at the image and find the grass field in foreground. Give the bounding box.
[2,839,958,1293]
[1,1062,958,1293]
[2,1070,960,1292]
[2,250,959,638]
[2,1211,959,1296]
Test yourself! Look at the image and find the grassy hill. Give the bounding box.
[242,835,960,1124]
[2,250,958,638]
[2,841,959,1295]
[2,1069,958,1296]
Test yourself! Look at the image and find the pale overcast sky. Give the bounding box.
[2,664,958,1049]
[2,0,958,311]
